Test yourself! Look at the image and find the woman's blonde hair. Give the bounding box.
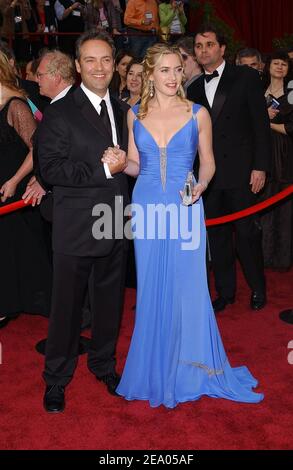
[138,42,190,120]
[0,51,25,96]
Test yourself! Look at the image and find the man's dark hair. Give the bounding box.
[195,23,227,47]
[175,36,196,57]
[236,48,262,64]
[75,29,116,61]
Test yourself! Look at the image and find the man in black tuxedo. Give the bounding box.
[187,25,271,313]
[37,29,129,413]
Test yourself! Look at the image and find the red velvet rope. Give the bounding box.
[0,185,292,226]
[0,199,31,215]
[205,185,293,226]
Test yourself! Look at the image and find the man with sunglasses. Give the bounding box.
[175,36,203,93]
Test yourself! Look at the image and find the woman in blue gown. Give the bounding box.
[103,43,264,408]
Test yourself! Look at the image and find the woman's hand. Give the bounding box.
[268,106,279,120]
[22,177,46,206]
[0,178,18,203]
[37,23,45,33]
[72,2,82,10]
[180,181,208,205]
[191,181,207,203]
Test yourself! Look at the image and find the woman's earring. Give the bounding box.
[149,81,154,98]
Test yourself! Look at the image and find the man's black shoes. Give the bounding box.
[212,293,266,312]
[96,372,121,396]
[212,296,235,312]
[279,309,293,324]
[250,291,266,310]
[43,385,65,413]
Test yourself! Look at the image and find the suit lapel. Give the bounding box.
[73,87,113,144]
[192,75,210,111]
[211,63,235,124]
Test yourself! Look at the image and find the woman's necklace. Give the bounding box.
[268,84,284,96]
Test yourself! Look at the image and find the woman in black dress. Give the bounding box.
[261,51,293,270]
[0,51,51,328]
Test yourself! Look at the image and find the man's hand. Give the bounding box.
[102,146,127,175]
[250,170,266,194]
[22,177,46,206]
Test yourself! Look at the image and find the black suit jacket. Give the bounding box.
[187,63,271,190]
[33,85,75,192]
[37,87,129,257]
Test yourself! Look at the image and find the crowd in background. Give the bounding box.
[0,0,293,331]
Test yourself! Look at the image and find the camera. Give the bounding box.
[270,98,280,110]
[266,94,280,110]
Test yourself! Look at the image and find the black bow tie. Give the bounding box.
[204,70,219,83]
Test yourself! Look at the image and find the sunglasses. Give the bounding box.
[181,53,189,61]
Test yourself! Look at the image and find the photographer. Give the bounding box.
[54,0,85,55]
[0,0,34,61]
[159,0,187,39]
[124,0,159,58]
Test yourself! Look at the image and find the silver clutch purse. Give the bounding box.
[182,171,194,206]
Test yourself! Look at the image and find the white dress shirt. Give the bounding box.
[50,85,72,103]
[81,83,118,178]
[204,60,226,108]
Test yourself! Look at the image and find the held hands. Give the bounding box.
[22,175,46,206]
[250,170,266,194]
[102,145,127,174]
[0,178,17,203]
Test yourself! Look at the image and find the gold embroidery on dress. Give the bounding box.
[180,359,227,377]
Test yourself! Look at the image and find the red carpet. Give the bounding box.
[1,267,293,450]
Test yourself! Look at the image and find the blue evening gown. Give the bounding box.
[116,103,264,408]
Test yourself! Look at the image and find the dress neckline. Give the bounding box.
[137,116,193,149]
